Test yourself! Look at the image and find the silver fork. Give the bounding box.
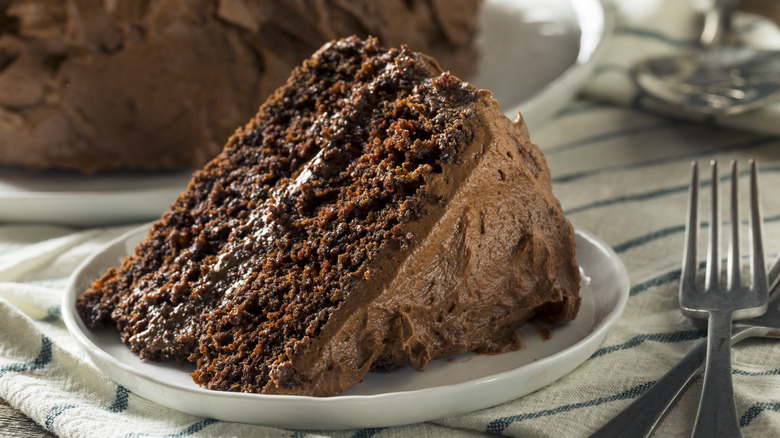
[590,255,780,438]
[680,160,768,438]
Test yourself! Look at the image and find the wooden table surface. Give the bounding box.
[2,2,779,437]
[1,398,53,437]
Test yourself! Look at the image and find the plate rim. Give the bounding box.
[62,225,629,429]
[514,0,614,128]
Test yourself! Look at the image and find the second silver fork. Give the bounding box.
[681,160,769,438]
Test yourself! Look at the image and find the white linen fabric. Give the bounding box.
[3,1,780,436]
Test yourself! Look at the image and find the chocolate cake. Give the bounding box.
[77,36,581,396]
[0,0,479,174]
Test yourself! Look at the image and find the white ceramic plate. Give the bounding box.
[63,227,629,430]
[471,0,612,128]
[0,169,193,227]
[0,0,611,227]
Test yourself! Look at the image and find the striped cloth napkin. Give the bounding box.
[3,1,780,437]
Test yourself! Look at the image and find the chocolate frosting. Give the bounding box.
[273,89,581,395]
[0,0,479,173]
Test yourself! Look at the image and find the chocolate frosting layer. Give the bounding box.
[275,91,581,396]
[0,0,479,174]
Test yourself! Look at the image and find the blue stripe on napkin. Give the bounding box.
[485,382,656,435]
[0,335,52,377]
[741,402,780,427]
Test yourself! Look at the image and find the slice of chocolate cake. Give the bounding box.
[77,36,581,396]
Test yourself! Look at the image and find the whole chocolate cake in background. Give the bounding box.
[0,0,479,174]
[76,36,581,396]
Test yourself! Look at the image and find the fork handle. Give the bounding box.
[693,310,741,438]
[589,325,765,438]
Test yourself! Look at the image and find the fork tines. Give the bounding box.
[681,160,768,318]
